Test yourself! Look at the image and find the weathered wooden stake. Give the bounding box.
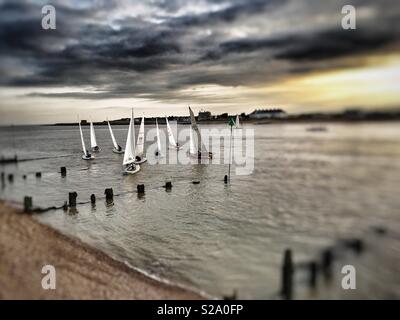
[90,194,96,204]
[309,261,318,288]
[22,175,27,180]
[165,181,172,190]
[321,248,333,279]
[68,192,77,207]
[281,249,294,300]
[104,188,114,201]
[224,175,228,184]
[61,167,67,177]
[8,174,14,183]
[35,172,42,178]
[24,196,33,213]
[344,238,364,255]
[137,184,145,194]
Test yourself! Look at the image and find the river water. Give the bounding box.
[1,122,399,299]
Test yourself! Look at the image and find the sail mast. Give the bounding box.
[79,122,87,157]
[189,106,202,154]
[108,121,119,150]
[156,118,162,154]
[90,121,98,148]
[165,117,177,147]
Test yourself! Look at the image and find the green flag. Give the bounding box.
[228,117,235,127]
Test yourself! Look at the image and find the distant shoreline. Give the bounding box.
[0,201,205,299]
[49,118,400,127]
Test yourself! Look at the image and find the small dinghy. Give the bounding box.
[235,114,242,130]
[134,116,147,164]
[166,117,182,150]
[90,121,101,152]
[123,110,140,174]
[188,106,213,159]
[108,121,124,154]
[79,122,95,160]
[155,118,163,158]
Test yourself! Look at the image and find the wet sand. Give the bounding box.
[0,201,203,299]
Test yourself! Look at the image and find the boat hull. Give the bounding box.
[82,154,95,160]
[135,157,147,164]
[123,164,141,175]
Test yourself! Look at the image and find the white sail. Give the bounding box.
[123,111,136,165]
[108,121,119,150]
[79,123,88,156]
[189,106,202,153]
[235,115,241,128]
[165,117,177,147]
[189,127,196,156]
[156,119,162,153]
[136,116,145,157]
[90,121,98,148]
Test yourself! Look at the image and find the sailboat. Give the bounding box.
[79,122,95,160]
[155,119,163,158]
[90,121,101,152]
[188,106,212,159]
[123,110,140,174]
[235,115,242,129]
[165,117,182,150]
[108,121,124,154]
[135,116,147,164]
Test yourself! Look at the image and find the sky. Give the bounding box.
[0,0,399,124]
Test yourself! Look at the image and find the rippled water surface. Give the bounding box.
[1,122,400,299]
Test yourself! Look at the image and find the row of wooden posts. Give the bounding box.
[1,166,66,185]
[280,227,386,300]
[5,167,387,300]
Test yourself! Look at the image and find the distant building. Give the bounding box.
[198,111,212,121]
[248,109,286,119]
[178,116,191,124]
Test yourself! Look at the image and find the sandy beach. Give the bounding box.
[0,201,203,300]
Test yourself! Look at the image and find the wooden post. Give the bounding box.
[61,167,67,177]
[68,192,77,207]
[22,175,27,180]
[137,184,145,194]
[321,249,333,279]
[24,196,33,213]
[90,194,96,204]
[281,249,294,300]
[104,188,114,201]
[309,261,318,288]
[228,125,233,182]
[165,181,172,190]
[224,175,228,184]
[8,174,14,183]
[35,172,42,178]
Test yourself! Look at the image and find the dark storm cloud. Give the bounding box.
[0,0,399,101]
[200,28,399,62]
[275,29,400,61]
